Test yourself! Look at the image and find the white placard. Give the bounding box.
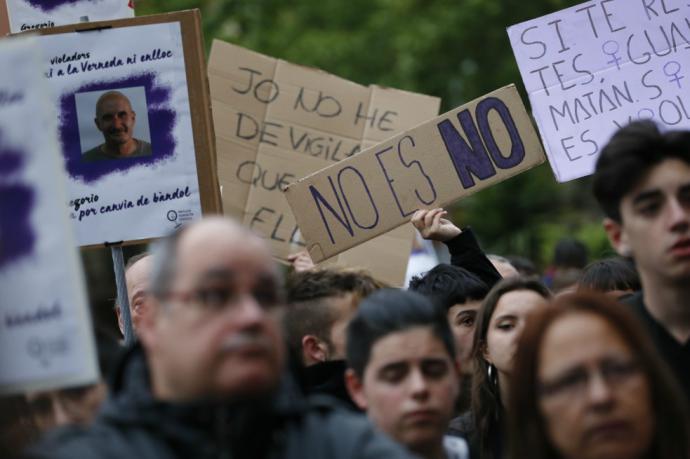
[0,36,98,394]
[6,0,133,33]
[508,0,690,182]
[35,22,203,246]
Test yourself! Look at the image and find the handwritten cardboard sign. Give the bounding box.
[209,40,440,285]
[508,0,690,182]
[5,0,132,33]
[285,85,546,262]
[31,11,221,247]
[0,36,98,394]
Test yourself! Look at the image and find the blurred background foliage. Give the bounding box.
[134,0,613,267]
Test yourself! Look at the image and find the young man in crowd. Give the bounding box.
[593,120,690,402]
[26,218,415,459]
[284,268,383,408]
[345,289,469,459]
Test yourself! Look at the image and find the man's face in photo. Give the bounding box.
[95,94,136,147]
[606,158,690,284]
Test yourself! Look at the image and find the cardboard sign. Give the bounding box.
[0,36,98,394]
[31,11,221,247]
[6,0,132,33]
[209,40,440,285]
[508,0,690,182]
[285,85,546,262]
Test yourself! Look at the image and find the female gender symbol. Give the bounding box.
[663,61,684,89]
[602,40,622,70]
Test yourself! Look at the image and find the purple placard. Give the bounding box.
[0,136,35,270]
[23,0,81,13]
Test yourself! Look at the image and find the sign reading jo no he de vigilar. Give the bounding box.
[208,39,441,285]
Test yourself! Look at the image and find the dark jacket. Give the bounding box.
[25,346,416,459]
[624,292,690,407]
[299,360,360,411]
[445,228,502,289]
[448,411,504,459]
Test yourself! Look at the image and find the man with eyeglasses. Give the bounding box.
[26,217,415,459]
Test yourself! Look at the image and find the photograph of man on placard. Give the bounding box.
[77,87,152,162]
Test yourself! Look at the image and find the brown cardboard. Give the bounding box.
[285,85,546,262]
[333,225,415,287]
[209,39,440,285]
[242,146,326,257]
[0,1,9,36]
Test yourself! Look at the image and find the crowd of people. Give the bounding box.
[2,119,690,458]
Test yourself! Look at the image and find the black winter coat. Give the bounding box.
[25,346,416,459]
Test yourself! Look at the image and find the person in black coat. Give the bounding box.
[25,218,415,459]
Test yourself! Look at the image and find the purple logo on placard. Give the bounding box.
[23,0,83,13]
[59,73,177,183]
[0,135,36,270]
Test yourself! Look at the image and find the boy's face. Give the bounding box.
[605,158,690,284]
[346,326,460,455]
[447,300,482,371]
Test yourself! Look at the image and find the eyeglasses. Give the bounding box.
[160,285,281,312]
[538,357,642,401]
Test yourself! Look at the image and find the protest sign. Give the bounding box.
[31,11,220,247]
[285,85,546,262]
[0,36,98,394]
[508,0,690,182]
[5,0,132,33]
[209,40,440,285]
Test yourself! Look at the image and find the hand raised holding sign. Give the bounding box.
[287,250,315,272]
[411,208,462,242]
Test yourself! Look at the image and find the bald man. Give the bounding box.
[27,217,414,459]
[82,91,151,162]
[114,253,153,337]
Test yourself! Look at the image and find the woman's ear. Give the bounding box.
[481,341,492,365]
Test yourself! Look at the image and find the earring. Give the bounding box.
[487,363,498,386]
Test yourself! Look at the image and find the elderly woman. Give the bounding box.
[510,292,689,459]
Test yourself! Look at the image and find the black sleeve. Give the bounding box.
[444,227,502,289]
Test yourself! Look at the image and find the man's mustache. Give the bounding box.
[221,332,274,354]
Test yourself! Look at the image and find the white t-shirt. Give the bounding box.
[444,435,470,459]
